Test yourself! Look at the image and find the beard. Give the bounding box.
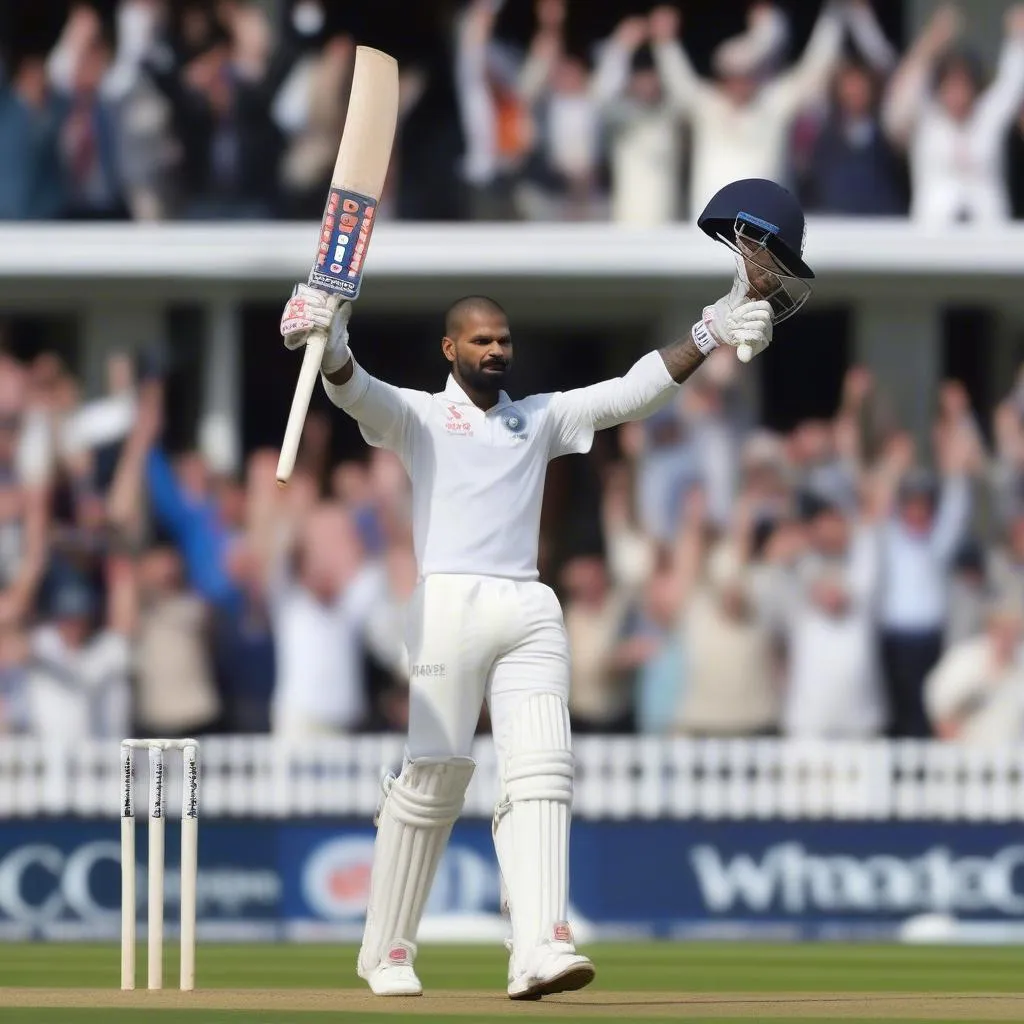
[456,353,510,391]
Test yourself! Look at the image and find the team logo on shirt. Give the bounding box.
[502,409,528,440]
[445,405,472,435]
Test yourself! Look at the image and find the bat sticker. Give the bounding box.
[308,187,379,300]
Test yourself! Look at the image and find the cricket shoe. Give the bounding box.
[360,940,423,996]
[507,923,595,1000]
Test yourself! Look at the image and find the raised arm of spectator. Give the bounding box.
[600,460,656,598]
[144,445,195,542]
[763,0,847,118]
[665,484,709,611]
[844,0,898,76]
[591,17,648,108]
[868,430,916,521]
[105,550,138,637]
[46,3,102,94]
[649,4,711,120]
[518,0,565,104]
[992,375,1024,513]
[882,3,963,147]
[975,6,1024,137]
[931,426,974,562]
[833,366,874,487]
[107,379,162,544]
[455,0,502,185]
[103,0,164,101]
[847,509,882,607]
[243,448,294,599]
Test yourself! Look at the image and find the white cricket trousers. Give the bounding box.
[404,574,571,763]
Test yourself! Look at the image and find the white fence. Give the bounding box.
[1,736,1023,821]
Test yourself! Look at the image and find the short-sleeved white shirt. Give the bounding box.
[327,350,677,580]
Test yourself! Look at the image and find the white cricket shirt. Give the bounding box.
[323,350,678,580]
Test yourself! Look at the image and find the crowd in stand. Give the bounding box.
[0,338,1021,746]
[3,0,1024,223]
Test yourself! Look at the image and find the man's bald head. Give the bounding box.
[444,296,508,340]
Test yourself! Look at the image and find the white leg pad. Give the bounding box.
[492,694,576,980]
[358,756,475,982]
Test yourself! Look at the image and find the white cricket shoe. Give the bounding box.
[507,923,595,1001]
[359,940,423,996]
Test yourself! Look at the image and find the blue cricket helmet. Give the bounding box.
[698,178,814,323]
[698,178,813,279]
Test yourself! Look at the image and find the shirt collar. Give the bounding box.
[442,374,511,412]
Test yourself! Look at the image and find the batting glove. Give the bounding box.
[691,276,774,364]
[280,283,352,374]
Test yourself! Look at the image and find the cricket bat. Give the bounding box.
[276,46,400,486]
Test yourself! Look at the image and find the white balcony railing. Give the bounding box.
[1,735,1022,821]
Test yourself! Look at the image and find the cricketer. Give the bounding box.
[279,178,814,999]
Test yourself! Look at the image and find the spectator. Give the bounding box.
[988,508,1024,612]
[629,408,700,546]
[25,556,133,742]
[265,501,383,736]
[874,428,973,737]
[925,595,1024,745]
[146,1,292,218]
[679,353,746,529]
[362,540,416,731]
[627,556,688,734]
[601,457,658,597]
[596,15,682,225]
[107,387,221,736]
[674,490,781,737]
[797,1,905,215]
[515,0,613,220]
[452,0,530,220]
[275,33,354,218]
[0,362,49,628]
[562,551,635,733]
[332,460,387,556]
[991,366,1024,524]
[0,53,66,219]
[132,545,221,736]
[884,4,1024,225]
[801,56,906,215]
[776,491,886,738]
[946,539,989,648]
[48,5,128,219]
[0,625,29,734]
[109,0,180,221]
[143,380,246,613]
[650,1,848,217]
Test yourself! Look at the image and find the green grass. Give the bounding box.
[0,943,1018,1022]
[2,942,1021,993]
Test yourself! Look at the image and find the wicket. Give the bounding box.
[120,738,200,992]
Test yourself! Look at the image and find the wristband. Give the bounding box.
[691,307,720,356]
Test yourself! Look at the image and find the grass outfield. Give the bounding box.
[0,943,1021,1023]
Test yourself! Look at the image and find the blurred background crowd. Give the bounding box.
[0,334,1023,748]
[2,0,1024,750]
[3,0,1024,224]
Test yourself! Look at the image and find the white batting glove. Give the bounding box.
[280,283,352,374]
[691,277,774,364]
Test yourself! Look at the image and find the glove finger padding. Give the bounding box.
[726,299,773,360]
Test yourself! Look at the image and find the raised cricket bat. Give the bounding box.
[276,46,400,485]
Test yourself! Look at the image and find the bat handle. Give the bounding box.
[276,329,327,486]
